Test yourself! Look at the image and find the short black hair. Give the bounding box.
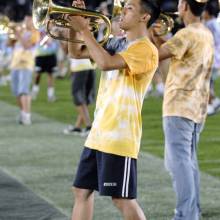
[205,0,219,17]
[140,0,161,27]
[185,0,207,16]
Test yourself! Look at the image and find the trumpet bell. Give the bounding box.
[154,13,175,36]
[32,0,49,30]
[32,0,117,44]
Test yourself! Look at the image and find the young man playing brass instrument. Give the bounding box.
[67,0,160,219]
[151,0,214,219]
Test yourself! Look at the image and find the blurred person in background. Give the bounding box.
[146,21,174,99]
[63,57,95,136]
[151,0,214,219]
[202,0,220,115]
[31,30,59,102]
[10,15,39,125]
[0,37,16,86]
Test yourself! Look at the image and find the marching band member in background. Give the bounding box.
[151,0,214,219]
[0,35,15,86]
[31,30,59,102]
[63,57,95,136]
[10,15,39,125]
[202,0,220,115]
[67,0,160,219]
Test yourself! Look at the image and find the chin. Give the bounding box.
[119,23,128,31]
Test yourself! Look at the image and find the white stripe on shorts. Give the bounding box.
[122,157,131,197]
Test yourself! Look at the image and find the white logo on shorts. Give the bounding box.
[103,182,117,187]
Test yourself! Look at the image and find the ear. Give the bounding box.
[183,1,188,12]
[141,13,151,23]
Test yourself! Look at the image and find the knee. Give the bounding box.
[112,198,125,211]
[72,187,93,202]
[112,198,146,220]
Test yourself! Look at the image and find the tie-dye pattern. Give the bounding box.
[85,37,158,159]
[163,23,214,123]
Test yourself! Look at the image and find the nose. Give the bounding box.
[121,7,126,16]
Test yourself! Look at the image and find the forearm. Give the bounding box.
[159,44,173,61]
[80,29,113,70]
[153,36,166,49]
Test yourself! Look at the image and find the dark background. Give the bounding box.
[0,0,218,22]
[0,0,178,21]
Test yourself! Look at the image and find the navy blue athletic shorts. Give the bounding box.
[73,147,137,199]
[35,54,57,74]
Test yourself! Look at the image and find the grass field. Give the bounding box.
[0,74,220,179]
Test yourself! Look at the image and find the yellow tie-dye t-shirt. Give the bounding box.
[10,30,37,71]
[163,23,214,123]
[85,37,158,159]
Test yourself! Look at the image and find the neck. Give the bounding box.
[183,13,201,26]
[125,24,149,42]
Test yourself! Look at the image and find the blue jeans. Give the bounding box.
[11,69,32,97]
[163,116,203,220]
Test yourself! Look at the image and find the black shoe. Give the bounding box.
[63,125,82,135]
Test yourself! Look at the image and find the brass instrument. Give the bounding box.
[113,0,125,17]
[0,15,10,34]
[0,15,17,39]
[32,0,112,44]
[154,12,178,36]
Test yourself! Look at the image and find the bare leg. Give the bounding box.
[20,95,31,113]
[47,74,56,101]
[74,113,84,128]
[31,74,41,100]
[71,187,94,220]
[16,97,22,110]
[76,104,91,127]
[47,74,54,88]
[112,198,146,220]
[35,74,41,85]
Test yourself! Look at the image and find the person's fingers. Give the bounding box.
[72,0,86,8]
[72,1,77,7]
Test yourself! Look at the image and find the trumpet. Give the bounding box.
[32,0,112,44]
[154,12,178,36]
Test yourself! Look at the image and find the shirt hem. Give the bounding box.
[84,143,138,159]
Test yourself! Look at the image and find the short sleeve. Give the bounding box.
[163,29,191,60]
[104,37,127,55]
[119,41,158,75]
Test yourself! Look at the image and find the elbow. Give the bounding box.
[97,64,109,71]
[96,59,111,71]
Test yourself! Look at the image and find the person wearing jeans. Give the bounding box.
[151,0,214,219]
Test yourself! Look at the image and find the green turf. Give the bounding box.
[1,102,220,220]
[0,74,220,180]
